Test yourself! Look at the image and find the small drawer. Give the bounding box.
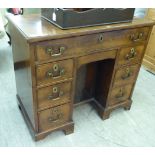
[38,104,70,132]
[109,84,133,106]
[36,59,74,86]
[113,64,140,87]
[36,39,73,62]
[37,82,72,110]
[117,45,145,66]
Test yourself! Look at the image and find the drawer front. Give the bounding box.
[36,40,73,62]
[36,59,74,86]
[113,64,140,87]
[37,82,72,110]
[117,45,145,66]
[75,27,149,56]
[109,84,133,106]
[36,27,150,61]
[38,104,70,132]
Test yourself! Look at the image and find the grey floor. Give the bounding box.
[0,36,155,147]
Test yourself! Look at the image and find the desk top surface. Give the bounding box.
[7,14,155,43]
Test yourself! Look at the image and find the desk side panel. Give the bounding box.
[8,21,36,130]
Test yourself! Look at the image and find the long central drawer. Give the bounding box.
[35,27,150,62]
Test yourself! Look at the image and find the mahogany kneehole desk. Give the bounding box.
[7,14,155,141]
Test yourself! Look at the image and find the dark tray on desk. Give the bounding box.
[41,8,135,29]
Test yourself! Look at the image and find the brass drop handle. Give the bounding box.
[121,68,132,80]
[48,113,63,123]
[46,64,65,79]
[125,48,137,60]
[47,68,65,78]
[130,32,144,42]
[48,86,64,100]
[115,88,124,98]
[46,46,65,57]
